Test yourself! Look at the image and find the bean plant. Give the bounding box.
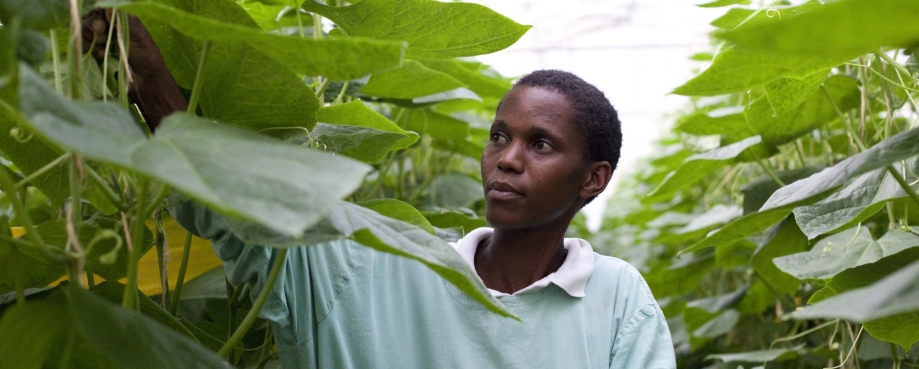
[0,0,529,367]
[590,0,919,368]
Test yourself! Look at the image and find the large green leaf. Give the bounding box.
[421,209,487,234]
[0,0,69,31]
[108,1,404,80]
[751,217,807,295]
[759,69,829,116]
[790,258,919,329]
[673,106,746,137]
[808,247,919,349]
[706,345,806,364]
[361,60,466,100]
[301,0,530,60]
[647,135,762,200]
[675,204,742,235]
[306,200,513,318]
[773,226,919,280]
[740,167,825,215]
[696,0,749,8]
[0,286,227,368]
[672,45,846,96]
[710,1,821,30]
[308,124,410,164]
[0,35,68,202]
[134,114,370,237]
[745,75,860,147]
[422,60,511,99]
[680,132,911,252]
[759,127,919,212]
[719,0,919,61]
[794,159,919,239]
[14,79,371,239]
[400,108,471,141]
[130,0,320,131]
[358,198,435,234]
[318,101,417,147]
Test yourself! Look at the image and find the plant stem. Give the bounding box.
[143,183,172,216]
[153,211,170,308]
[0,161,55,260]
[12,152,71,190]
[822,85,867,152]
[187,40,211,115]
[115,10,132,109]
[753,154,785,187]
[11,244,25,305]
[68,0,84,100]
[332,81,350,105]
[170,231,193,316]
[50,30,63,94]
[66,155,86,288]
[101,10,118,102]
[217,248,288,357]
[888,165,919,207]
[122,181,148,310]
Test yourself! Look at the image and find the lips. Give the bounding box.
[487,181,524,201]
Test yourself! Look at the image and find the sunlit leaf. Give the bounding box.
[647,135,762,200]
[361,60,465,100]
[719,0,919,60]
[301,0,530,60]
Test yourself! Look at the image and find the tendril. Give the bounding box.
[10,127,33,143]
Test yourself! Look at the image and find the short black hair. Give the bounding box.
[505,70,622,204]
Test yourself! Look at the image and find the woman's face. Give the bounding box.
[481,86,592,230]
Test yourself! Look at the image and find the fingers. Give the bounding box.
[81,9,110,59]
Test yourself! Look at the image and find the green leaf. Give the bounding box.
[361,60,466,100]
[760,127,919,213]
[741,167,825,215]
[794,159,919,240]
[89,281,197,341]
[128,0,320,131]
[426,173,484,209]
[706,344,806,364]
[696,0,749,8]
[309,124,411,164]
[301,0,530,60]
[790,258,919,328]
[675,204,742,234]
[808,247,919,349]
[318,101,416,146]
[17,66,147,168]
[422,60,511,99]
[760,69,830,116]
[673,106,747,137]
[0,286,227,368]
[134,114,371,237]
[647,135,762,200]
[751,217,807,295]
[421,209,488,234]
[15,85,371,239]
[177,265,227,300]
[358,198,435,234]
[773,226,919,281]
[0,290,69,369]
[0,44,68,201]
[310,200,514,319]
[401,108,471,141]
[745,74,860,147]
[710,1,821,30]
[692,309,739,339]
[0,0,69,31]
[108,0,404,80]
[243,2,312,31]
[672,45,846,96]
[718,0,919,61]
[681,206,793,254]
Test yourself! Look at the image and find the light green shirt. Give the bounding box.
[175,201,676,368]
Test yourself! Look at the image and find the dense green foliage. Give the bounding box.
[591,0,919,367]
[0,0,525,366]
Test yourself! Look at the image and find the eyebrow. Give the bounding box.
[491,120,563,142]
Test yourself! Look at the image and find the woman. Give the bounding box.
[84,11,675,368]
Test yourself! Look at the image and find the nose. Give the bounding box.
[496,141,524,173]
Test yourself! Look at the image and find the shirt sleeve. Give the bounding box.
[608,302,677,369]
[170,199,361,352]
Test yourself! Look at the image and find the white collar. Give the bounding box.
[450,227,595,298]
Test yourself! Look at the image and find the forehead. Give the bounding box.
[495,86,576,130]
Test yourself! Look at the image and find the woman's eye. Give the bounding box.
[534,140,552,151]
[491,133,507,144]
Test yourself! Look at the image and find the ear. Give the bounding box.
[579,161,612,199]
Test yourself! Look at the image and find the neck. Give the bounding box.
[474,223,570,295]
